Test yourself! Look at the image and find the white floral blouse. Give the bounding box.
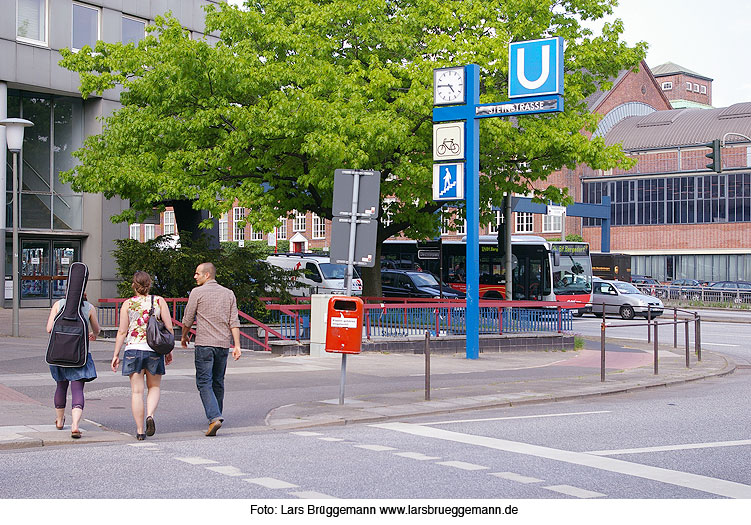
[125,295,162,349]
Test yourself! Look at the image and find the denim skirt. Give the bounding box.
[121,349,166,376]
[49,354,97,383]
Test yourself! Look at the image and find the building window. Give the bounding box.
[488,209,504,234]
[661,81,672,91]
[693,83,700,92]
[293,211,306,232]
[686,82,692,92]
[700,85,707,95]
[312,214,326,239]
[144,224,155,241]
[543,213,562,232]
[163,211,175,235]
[382,199,395,227]
[455,219,466,235]
[440,214,451,235]
[276,219,287,240]
[249,227,263,241]
[5,91,84,231]
[72,2,100,50]
[515,212,534,232]
[130,224,140,241]
[233,207,245,241]
[218,213,228,242]
[122,15,146,45]
[16,0,47,45]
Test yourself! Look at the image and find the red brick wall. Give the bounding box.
[583,222,751,252]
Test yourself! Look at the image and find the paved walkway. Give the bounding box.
[0,307,735,450]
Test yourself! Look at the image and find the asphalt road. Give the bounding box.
[2,368,750,500]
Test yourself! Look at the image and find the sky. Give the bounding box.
[225,0,750,108]
[597,0,751,108]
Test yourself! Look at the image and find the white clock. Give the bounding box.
[433,67,466,105]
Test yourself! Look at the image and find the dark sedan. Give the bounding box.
[381,270,465,299]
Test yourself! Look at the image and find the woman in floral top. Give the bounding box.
[111,271,174,440]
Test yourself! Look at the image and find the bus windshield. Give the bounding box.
[553,254,593,295]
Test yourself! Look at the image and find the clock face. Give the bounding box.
[434,67,465,105]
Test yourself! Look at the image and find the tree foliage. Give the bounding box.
[61,0,645,294]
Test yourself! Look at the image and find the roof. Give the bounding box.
[604,102,751,150]
[651,62,713,82]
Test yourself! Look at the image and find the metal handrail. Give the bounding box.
[598,305,701,382]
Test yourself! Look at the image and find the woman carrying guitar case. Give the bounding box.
[45,262,100,439]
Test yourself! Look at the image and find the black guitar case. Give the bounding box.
[45,262,89,367]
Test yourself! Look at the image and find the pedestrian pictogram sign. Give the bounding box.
[433,163,464,201]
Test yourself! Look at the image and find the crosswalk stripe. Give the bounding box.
[544,484,606,498]
[490,472,543,484]
[374,422,751,499]
[243,478,298,489]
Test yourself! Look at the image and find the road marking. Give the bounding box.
[374,422,751,499]
[174,457,218,465]
[243,478,298,489]
[587,439,751,456]
[289,491,338,499]
[354,444,397,452]
[206,466,246,477]
[394,452,440,461]
[423,410,611,426]
[490,472,543,484]
[291,431,322,437]
[319,437,345,442]
[437,461,489,471]
[128,443,157,448]
[544,485,605,498]
[702,343,739,347]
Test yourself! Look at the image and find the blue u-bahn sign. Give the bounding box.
[432,38,565,361]
[508,37,564,98]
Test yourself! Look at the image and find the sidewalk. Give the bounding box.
[0,307,735,449]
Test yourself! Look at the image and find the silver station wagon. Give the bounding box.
[587,278,664,320]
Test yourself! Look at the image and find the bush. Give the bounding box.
[112,232,296,319]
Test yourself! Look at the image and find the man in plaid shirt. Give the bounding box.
[181,262,242,436]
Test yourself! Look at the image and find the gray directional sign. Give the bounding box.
[332,169,381,217]
[329,169,381,267]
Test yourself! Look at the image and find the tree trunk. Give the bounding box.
[361,241,382,298]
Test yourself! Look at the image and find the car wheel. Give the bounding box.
[619,305,635,320]
[572,310,583,318]
[593,312,603,318]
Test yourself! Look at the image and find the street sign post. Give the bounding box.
[432,37,565,360]
[329,168,381,405]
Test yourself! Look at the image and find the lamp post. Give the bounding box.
[0,118,33,337]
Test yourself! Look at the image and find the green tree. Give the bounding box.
[60,0,644,295]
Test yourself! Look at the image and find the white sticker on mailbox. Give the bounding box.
[331,316,358,328]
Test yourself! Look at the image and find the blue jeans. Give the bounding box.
[194,346,229,422]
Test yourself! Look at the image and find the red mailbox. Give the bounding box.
[325,296,364,354]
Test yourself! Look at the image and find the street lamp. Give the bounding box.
[0,118,33,337]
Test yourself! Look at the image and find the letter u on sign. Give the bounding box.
[508,37,564,98]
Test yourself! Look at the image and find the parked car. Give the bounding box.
[630,274,665,297]
[266,253,362,296]
[704,281,751,303]
[586,278,663,319]
[667,279,708,300]
[381,270,465,299]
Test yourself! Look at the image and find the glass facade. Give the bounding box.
[632,254,751,283]
[5,91,84,231]
[583,173,750,227]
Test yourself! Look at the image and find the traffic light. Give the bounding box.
[705,139,722,173]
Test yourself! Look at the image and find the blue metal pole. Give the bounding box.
[465,64,480,359]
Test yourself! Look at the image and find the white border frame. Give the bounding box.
[16,0,49,48]
[71,1,101,51]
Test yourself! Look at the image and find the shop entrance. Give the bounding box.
[11,239,82,308]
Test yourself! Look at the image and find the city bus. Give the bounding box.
[381,236,593,306]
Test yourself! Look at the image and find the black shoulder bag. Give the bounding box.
[146,295,175,355]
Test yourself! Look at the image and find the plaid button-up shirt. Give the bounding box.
[182,280,241,348]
